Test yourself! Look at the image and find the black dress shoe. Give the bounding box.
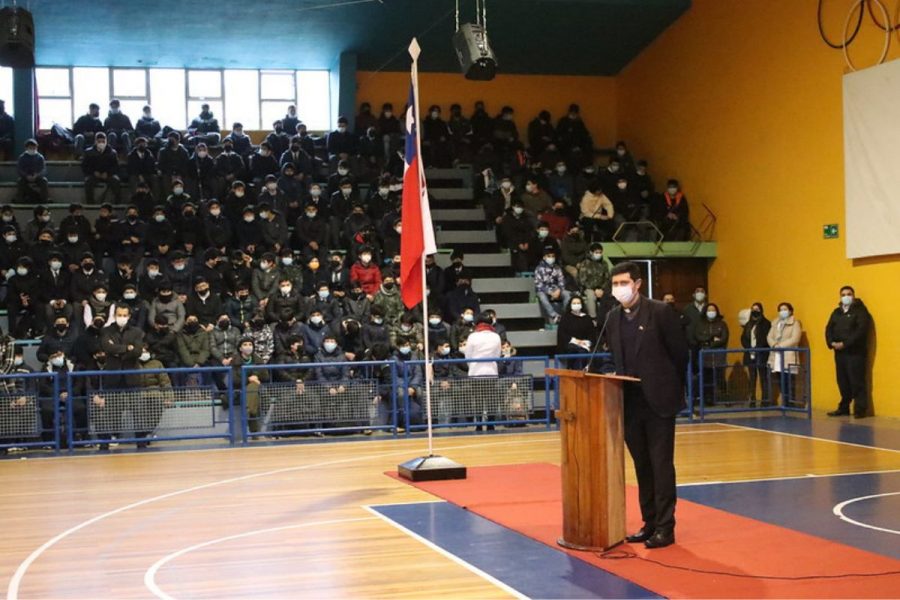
[625,528,655,543]
[827,409,850,417]
[644,530,675,548]
[853,413,869,419]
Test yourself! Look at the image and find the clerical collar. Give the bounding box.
[623,296,642,318]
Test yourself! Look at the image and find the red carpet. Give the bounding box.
[388,463,900,598]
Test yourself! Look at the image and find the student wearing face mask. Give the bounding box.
[257,201,290,255]
[693,302,729,405]
[249,142,280,192]
[176,315,210,371]
[579,180,615,242]
[223,122,253,158]
[556,103,593,160]
[244,314,275,364]
[36,315,79,364]
[557,296,598,369]
[422,104,452,168]
[134,105,161,148]
[276,163,304,223]
[17,139,49,204]
[534,250,570,326]
[605,262,688,549]
[81,132,122,205]
[326,116,357,165]
[228,337,270,433]
[499,198,539,273]
[103,99,134,155]
[653,179,690,241]
[99,304,145,386]
[258,174,288,217]
[825,286,871,418]
[449,309,476,351]
[293,201,329,261]
[148,284,186,334]
[185,277,223,329]
[389,312,424,352]
[135,343,171,447]
[767,302,804,407]
[265,276,307,324]
[187,103,221,148]
[362,306,391,349]
[372,275,404,326]
[145,315,179,368]
[187,142,216,201]
[82,283,113,330]
[7,256,41,337]
[251,252,280,305]
[741,302,771,406]
[265,119,290,159]
[349,246,382,298]
[215,142,247,201]
[116,283,149,331]
[235,205,263,255]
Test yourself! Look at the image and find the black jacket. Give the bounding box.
[825,299,870,356]
[82,146,119,177]
[606,297,689,418]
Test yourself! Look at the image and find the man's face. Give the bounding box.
[663,294,675,306]
[612,273,641,295]
[89,106,99,118]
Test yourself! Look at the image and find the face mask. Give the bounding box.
[637,167,646,176]
[67,236,79,244]
[115,316,129,327]
[124,292,137,300]
[383,282,395,290]
[240,345,254,356]
[282,257,294,266]
[706,311,718,321]
[590,253,604,262]
[243,215,254,223]
[751,309,761,319]
[617,182,627,190]
[571,303,583,313]
[840,295,853,306]
[184,321,199,333]
[400,324,412,332]
[608,165,619,173]
[378,187,389,197]
[2,215,13,223]
[16,267,28,276]
[318,290,329,300]
[50,260,62,271]
[51,356,65,368]
[26,149,37,156]
[159,292,173,301]
[82,262,94,271]
[341,188,352,197]
[280,285,292,295]
[779,309,790,320]
[209,208,221,217]
[311,188,322,197]
[612,284,636,305]
[513,206,524,215]
[197,150,208,159]
[525,184,536,193]
[462,313,474,323]
[394,226,402,235]
[360,254,371,264]
[13,356,24,366]
[399,346,411,355]
[337,168,349,176]
[260,262,271,271]
[323,340,338,353]
[95,292,107,302]
[544,257,555,265]
[154,214,166,223]
[173,187,184,195]
[617,149,626,156]
[198,290,210,299]
[173,263,186,272]
[373,317,384,325]
[54,323,68,333]
[260,211,270,220]
[310,315,324,325]
[556,166,566,174]
[667,187,678,195]
[95,143,107,152]
[3,235,15,244]
[538,230,548,239]
[429,318,442,326]
[217,319,230,330]
[439,346,450,356]
[266,182,277,191]
[384,111,393,118]
[501,182,512,190]
[306,211,317,219]
[147,269,160,278]
[139,352,151,363]
[694,292,706,303]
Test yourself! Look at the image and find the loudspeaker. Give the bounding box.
[0,7,34,69]
[452,23,497,81]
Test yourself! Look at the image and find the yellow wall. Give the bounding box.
[617,0,900,416]
[357,71,618,149]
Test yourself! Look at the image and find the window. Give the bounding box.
[73,67,110,119]
[149,68,186,129]
[260,70,295,130]
[35,67,72,128]
[224,69,259,130]
[296,70,331,131]
[0,67,12,117]
[187,70,223,128]
[111,69,148,124]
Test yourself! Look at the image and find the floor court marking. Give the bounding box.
[680,468,900,487]
[363,505,529,600]
[833,492,900,536]
[717,422,900,454]
[144,516,378,600]
[4,434,565,600]
[5,423,757,597]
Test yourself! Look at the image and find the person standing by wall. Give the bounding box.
[825,286,871,418]
[605,261,688,549]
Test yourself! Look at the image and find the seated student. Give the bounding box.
[223,122,253,158]
[292,122,317,158]
[224,281,259,330]
[300,307,329,355]
[442,272,481,324]
[393,335,425,420]
[540,198,573,242]
[249,143,280,192]
[279,136,313,179]
[500,198,539,273]
[326,160,357,197]
[229,337,270,432]
[426,309,451,346]
[390,312,424,352]
[557,296,597,369]
[135,105,162,148]
[350,246,382,299]
[535,220,561,259]
[187,103,221,148]
[104,99,134,155]
[449,308,475,350]
[314,333,348,383]
[235,205,263,255]
[127,138,158,202]
[362,306,391,349]
[653,178,691,241]
[372,274,404,325]
[188,142,217,200]
[251,253,280,305]
[273,334,312,383]
[576,242,613,320]
[265,120,290,158]
[185,277,223,329]
[116,283,149,331]
[145,314,179,368]
[300,255,329,298]
[272,309,304,358]
[328,177,357,247]
[267,274,308,324]
[277,163,304,222]
[535,249,570,326]
[25,206,55,244]
[560,223,588,280]
[36,313,79,364]
[176,314,210,369]
[342,283,371,323]
[521,176,553,217]
[82,283,113,330]
[579,180,615,242]
[215,140,246,200]
[258,174,288,218]
[157,131,192,193]
[498,338,523,377]
[282,105,301,140]
[147,282,186,333]
[483,308,508,343]
[330,316,364,361]
[293,201,328,261]
[136,343,172,447]
[244,313,275,364]
[82,133,121,204]
[326,116,357,166]
[73,103,104,157]
[357,126,382,178]
[312,282,343,325]
[17,139,49,204]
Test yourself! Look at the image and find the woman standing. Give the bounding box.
[767,302,803,406]
[693,302,729,405]
[741,302,771,406]
[556,296,597,370]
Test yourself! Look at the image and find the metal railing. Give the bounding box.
[0,372,61,452]
[696,347,812,420]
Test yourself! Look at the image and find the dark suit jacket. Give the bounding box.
[606,296,689,418]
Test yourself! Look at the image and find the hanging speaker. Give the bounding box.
[452,23,497,81]
[0,7,35,68]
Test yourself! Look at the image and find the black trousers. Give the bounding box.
[623,383,677,533]
[835,352,868,415]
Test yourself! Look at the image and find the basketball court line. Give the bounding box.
[362,505,530,600]
[717,421,900,454]
[833,492,900,536]
[144,516,379,600]
[680,467,900,487]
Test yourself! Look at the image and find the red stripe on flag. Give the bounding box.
[400,154,425,309]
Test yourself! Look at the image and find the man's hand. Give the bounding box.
[92,395,105,408]
[248,375,261,385]
[832,342,845,350]
[295,381,305,394]
[594,288,604,298]
[222,357,233,366]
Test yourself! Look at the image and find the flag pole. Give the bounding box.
[397,38,465,482]
[408,38,434,458]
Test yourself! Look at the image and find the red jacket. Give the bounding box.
[351,261,382,295]
[539,209,572,240]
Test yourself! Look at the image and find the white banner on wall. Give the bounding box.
[843,59,900,259]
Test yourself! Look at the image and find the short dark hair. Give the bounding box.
[778,302,794,313]
[610,261,641,281]
[475,311,494,326]
[840,285,855,295]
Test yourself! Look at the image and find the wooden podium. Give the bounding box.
[547,368,637,551]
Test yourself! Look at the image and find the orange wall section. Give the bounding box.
[616,0,900,416]
[357,71,619,150]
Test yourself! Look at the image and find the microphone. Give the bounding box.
[584,306,614,374]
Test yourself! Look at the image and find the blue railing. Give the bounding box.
[0,371,61,452]
[697,347,812,420]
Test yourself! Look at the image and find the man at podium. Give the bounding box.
[605,261,689,548]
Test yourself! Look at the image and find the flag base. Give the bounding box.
[398,455,467,482]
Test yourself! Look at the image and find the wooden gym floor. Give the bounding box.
[2,416,900,599]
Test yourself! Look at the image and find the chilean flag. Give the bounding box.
[400,80,437,309]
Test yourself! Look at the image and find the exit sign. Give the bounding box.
[823,224,839,239]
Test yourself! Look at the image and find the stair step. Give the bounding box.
[472,277,534,293]
[430,188,474,201]
[435,252,510,268]
[425,166,473,181]
[482,302,542,319]
[431,208,485,221]
[508,329,557,348]
[479,291,530,304]
[431,198,479,210]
